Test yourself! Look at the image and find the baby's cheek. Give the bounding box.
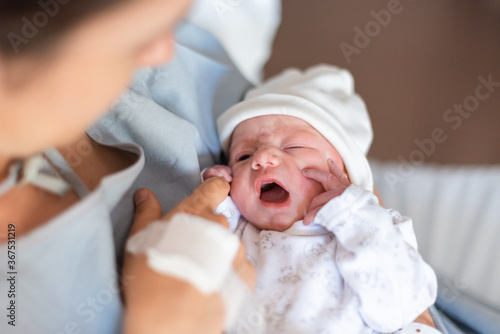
[229,177,248,207]
[300,176,325,201]
[230,176,261,222]
[231,187,255,223]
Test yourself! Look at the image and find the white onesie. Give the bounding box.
[217,185,439,334]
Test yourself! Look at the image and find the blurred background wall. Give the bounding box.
[265,0,500,164]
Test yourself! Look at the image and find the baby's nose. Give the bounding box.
[251,147,280,170]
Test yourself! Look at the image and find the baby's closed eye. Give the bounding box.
[284,145,306,150]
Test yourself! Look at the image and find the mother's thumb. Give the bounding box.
[129,188,162,237]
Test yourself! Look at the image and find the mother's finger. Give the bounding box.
[129,188,163,236]
[165,177,230,221]
[190,177,230,212]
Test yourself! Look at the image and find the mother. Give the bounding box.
[0,0,264,332]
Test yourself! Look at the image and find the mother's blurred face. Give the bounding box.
[0,0,191,156]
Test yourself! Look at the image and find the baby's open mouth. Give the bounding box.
[260,182,290,203]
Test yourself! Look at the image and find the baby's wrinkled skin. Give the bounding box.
[204,115,350,231]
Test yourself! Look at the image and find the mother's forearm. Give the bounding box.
[124,256,225,334]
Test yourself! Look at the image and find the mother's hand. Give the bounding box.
[123,177,255,334]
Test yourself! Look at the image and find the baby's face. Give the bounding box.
[228,115,347,231]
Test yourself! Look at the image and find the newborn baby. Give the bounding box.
[208,114,349,232]
[205,65,439,334]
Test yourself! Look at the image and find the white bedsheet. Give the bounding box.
[370,160,500,312]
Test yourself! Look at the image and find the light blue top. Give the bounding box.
[0,21,251,334]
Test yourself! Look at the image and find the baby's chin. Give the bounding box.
[236,197,310,231]
[245,214,302,232]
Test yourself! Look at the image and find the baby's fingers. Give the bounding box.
[327,159,350,187]
[308,191,336,213]
[219,168,233,183]
[302,168,342,191]
[303,206,322,226]
[203,166,233,182]
[305,189,345,225]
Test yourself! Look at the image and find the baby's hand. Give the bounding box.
[203,165,233,183]
[302,159,351,225]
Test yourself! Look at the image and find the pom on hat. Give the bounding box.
[217,65,374,191]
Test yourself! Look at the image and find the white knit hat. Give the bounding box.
[217,65,374,191]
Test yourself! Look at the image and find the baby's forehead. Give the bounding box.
[237,114,313,133]
[229,114,327,147]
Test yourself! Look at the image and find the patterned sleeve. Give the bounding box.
[314,185,438,333]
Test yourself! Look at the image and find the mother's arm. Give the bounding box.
[123,178,255,334]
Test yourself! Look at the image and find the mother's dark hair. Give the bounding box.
[0,0,124,56]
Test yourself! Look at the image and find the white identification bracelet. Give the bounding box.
[126,213,240,294]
